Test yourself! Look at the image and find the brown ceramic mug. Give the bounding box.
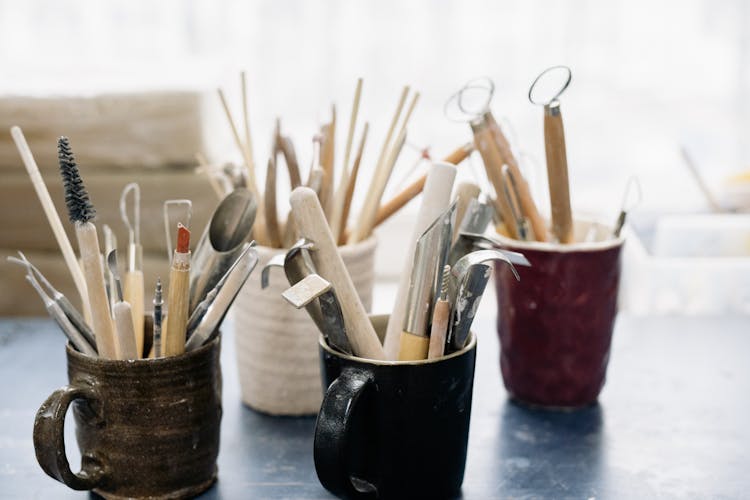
[33,335,222,499]
[494,221,624,408]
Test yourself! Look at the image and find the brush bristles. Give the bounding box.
[58,136,95,223]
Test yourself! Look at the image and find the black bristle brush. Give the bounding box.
[58,137,118,359]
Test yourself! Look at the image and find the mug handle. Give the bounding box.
[33,383,106,490]
[314,367,374,498]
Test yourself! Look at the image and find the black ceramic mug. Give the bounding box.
[315,315,477,499]
[33,336,222,499]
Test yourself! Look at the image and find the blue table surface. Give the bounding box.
[1,313,748,499]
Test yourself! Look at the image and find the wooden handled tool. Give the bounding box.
[290,187,385,360]
[164,224,191,357]
[383,162,456,360]
[428,265,451,359]
[452,182,481,241]
[544,102,573,243]
[106,250,138,360]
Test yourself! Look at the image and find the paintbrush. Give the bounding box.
[58,137,117,359]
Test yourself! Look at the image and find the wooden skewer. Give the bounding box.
[195,152,225,200]
[290,187,385,360]
[318,105,337,217]
[240,71,256,183]
[373,143,473,228]
[544,102,573,243]
[264,156,282,248]
[10,126,91,321]
[348,127,407,243]
[330,78,363,242]
[217,88,258,198]
[485,112,548,241]
[338,123,369,245]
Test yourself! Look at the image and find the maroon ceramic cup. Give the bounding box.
[494,225,624,408]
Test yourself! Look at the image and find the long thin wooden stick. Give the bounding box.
[10,126,91,320]
[318,105,337,218]
[330,78,363,241]
[338,123,369,245]
[217,87,258,198]
[373,142,473,228]
[240,71,255,181]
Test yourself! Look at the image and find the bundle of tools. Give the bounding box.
[196,73,474,248]
[263,162,530,361]
[9,130,259,360]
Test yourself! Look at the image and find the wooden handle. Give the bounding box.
[75,223,116,359]
[544,105,574,243]
[337,123,369,245]
[397,330,430,361]
[427,300,450,359]
[382,162,456,360]
[485,112,548,241]
[123,271,144,357]
[290,187,385,360]
[164,258,190,357]
[374,143,473,229]
[264,156,282,248]
[472,125,520,239]
[113,301,138,360]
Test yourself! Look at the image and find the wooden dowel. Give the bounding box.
[264,156,282,248]
[240,71,256,183]
[544,103,573,243]
[318,106,337,217]
[217,88,257,198]
[331,78,363,241]
[290,187,385,359]
[11,126,91,320]
[338,123,369,245]
[373,143,473,228]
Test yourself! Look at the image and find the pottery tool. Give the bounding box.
[187,243,255,336]
[501,165,530,241]
[153,278,163,358]
[58,137,117,359]
[11,126,91,320]
[529,65,574,243]
[218,82,257,197]
[613,176,643,237]
[383,162,456,359]
[282,273,353,355]
[274,121,302,188]
[23,272,97,356]
[185,244,258,351]
[103,224,118,310]
[373,143,474,229]
[349,127,408,243]
[680,146,724,213]
[264,156,282,248]
[240,71,256,182]
[163,199,192,260]
[8,253,97,350]
[484,112,548,241]
[349,88,417,243]
[318,106,337,217]
[290,187,385,359]
[448,200,495,266]
[164,224,191,357]
[106,250,138,360]
[447,249,528,352]
[189,187,256,310]
[337,123,369,245]
[452,182,482,241]
[331,78,364,242]
[398,203,456,361]
[120,183,145,356]
[428,265,451,359]
[8,255,96,355]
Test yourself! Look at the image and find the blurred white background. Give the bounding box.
[1,0,747,216]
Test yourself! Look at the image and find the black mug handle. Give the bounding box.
[33,383,106,490]
[314,367,373,498]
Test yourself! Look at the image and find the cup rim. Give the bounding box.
[66,334,219,365]
[318,319,476,366]
[494,217,624,253]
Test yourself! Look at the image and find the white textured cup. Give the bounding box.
[234,236,377,415]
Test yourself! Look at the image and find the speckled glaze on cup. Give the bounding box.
[33,337,222,499]
[494,220,624,408]
[234,236,376,416]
